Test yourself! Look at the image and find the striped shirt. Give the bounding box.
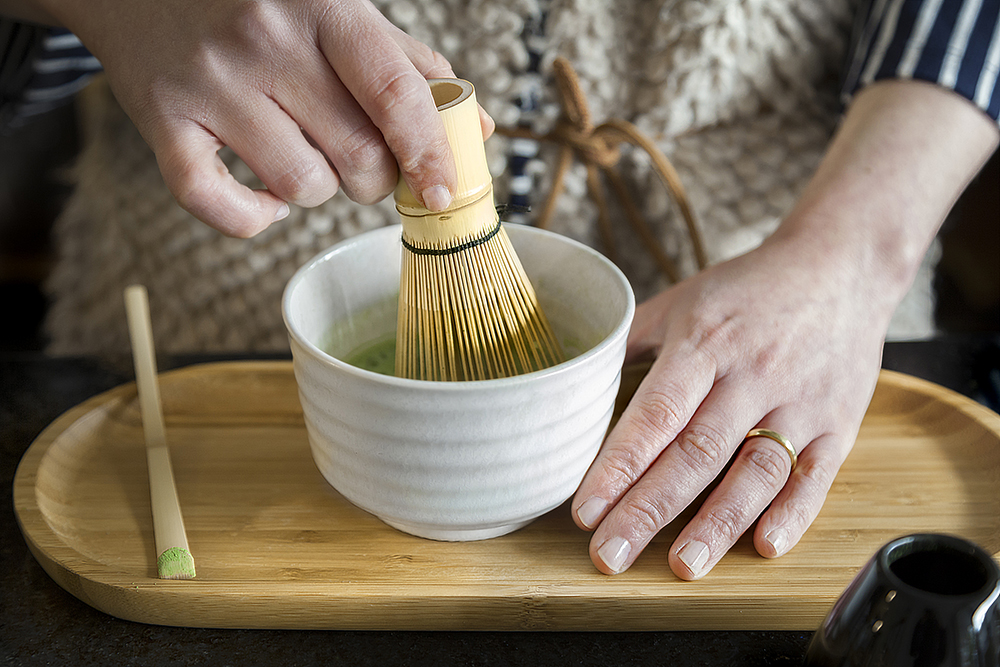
[842,0,1000,124]
[0,22,101,131]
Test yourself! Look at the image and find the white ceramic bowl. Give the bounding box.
[282,224,634,541]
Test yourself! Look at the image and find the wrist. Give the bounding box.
[772,80,998,308]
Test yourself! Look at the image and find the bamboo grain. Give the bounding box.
[393,79,562,381]
[12,361,1000,630]
[123,285,195,580]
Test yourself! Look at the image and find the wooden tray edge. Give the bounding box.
[12,361,1000,630]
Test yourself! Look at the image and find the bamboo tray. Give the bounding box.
[13,361,1000,631]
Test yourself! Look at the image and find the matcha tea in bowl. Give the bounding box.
[281,223,634,541]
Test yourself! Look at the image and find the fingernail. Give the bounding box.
[677,540,710,577]
[421,185,452,211]
[576,497,607,529]
[765,528,789,557]
[272,203,290,222]
[597,536,631,574]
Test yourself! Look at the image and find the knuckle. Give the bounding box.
[672,424,730,471]
[342,125,386,172]
[394,30,453,77]
[199,47,229,82]
[797,454,837,495]
[624,495,669,534]
[630,388,687,440]
[702,504,743,543]
[229,0,286,48]
[164,166,247,236]
[747,342,784,379]
[688,311,736,356]
[343,183,392,207]
[395,138,448,184]
[274,158,335,207]
[425,48,454,76]
[365,72,449,181]
[338,126,395,204]
[157,146,267,238]
[368,70,426,120]
[599,449,648,487]
[785,497,815,530]
[742,446,789,488]
[768,490,818,539]
[164,158,216,212]
[767,447,841,534]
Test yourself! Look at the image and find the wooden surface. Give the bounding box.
[13,361,1000,631]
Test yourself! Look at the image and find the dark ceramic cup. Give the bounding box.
[806,533,999,667]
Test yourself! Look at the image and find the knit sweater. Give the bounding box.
[44,0,941,355]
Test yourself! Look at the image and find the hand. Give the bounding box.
[571,79,999,579]
[44,0,494,236]
[571,231,889,579]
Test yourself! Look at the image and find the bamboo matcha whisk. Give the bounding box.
[395,79,563,381]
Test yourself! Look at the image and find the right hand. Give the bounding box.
[47,0,493,236]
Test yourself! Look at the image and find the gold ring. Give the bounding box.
[745,428,797,472]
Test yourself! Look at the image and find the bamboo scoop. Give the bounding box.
[124,285,196,580]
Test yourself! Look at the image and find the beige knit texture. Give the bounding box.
[45,0,937,355]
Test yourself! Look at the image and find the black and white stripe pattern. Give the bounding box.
[1,19,45,129]
[502,7,547,225]
[1,21,102,130]
[843,0,1000,123]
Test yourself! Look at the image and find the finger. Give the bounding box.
[667,420,801,580]
[153,123,290,238]
[375,18,496,140]
[318,4,456,211]
[479,108,496,140]
[375,15,457,79]
[571,340,716,531]
[754,432,852,559]
[213,96,341,209]
[579,376,768,575]
[272,57,398,205]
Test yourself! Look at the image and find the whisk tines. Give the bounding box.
[394,79,563,381]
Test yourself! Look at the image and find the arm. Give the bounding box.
[571,79,998,578]
[3,0,492,236]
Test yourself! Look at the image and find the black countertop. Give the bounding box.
[3,336,998,666]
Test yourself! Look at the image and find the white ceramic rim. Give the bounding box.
[281,224,635,390]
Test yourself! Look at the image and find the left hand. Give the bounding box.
[570,78,1000,580]
[570,228,891,579]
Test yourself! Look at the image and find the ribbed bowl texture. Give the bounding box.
[282,224,634,541]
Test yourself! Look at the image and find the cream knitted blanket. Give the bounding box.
[45,0,938,355]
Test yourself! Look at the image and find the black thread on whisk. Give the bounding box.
[400,218,500,256]
[400,205,532,256]
[397,202,525,257]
